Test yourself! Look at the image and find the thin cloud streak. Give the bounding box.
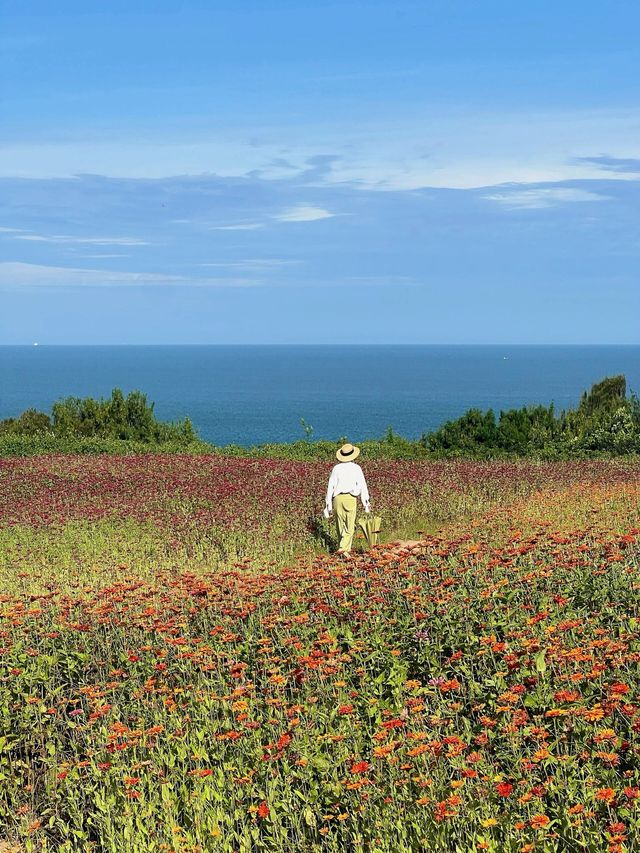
[0,262,261,288]
[1,107,638,191]
[574,155,640,174]
[207,223,264,231]
[14,234,150,246]
[197,259,301,269]
[483,187,611,209]
[274,205,337,222]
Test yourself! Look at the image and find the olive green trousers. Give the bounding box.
[333,493,357,553]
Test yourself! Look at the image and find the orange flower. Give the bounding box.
[257,801,269,819]
[530,814,550,829]
[373,741,398,759]
[277,732,292,751]
[596,788,616,804]
[583,706,606,722]
[407,744,429,757]
[609,682,630,696]
[531,748,550,763]
[350,761,370,775]
[596,751,620,766]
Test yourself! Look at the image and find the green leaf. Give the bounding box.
[534,650,547,675]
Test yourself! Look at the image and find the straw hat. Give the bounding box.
[336,443,360,462]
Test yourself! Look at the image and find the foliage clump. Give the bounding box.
[0,388,205,454]
[424,375,640,457]
[1,376,639,459]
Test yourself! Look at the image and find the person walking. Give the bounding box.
[323,443,371,557]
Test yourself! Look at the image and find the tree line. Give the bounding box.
[1,376,638,458]
[0,389,199,451]
[422,375,640,456]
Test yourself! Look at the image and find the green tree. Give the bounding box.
[425,408,498,453]
[578,375,626,417]
[423,376,638,458]
[0,409,51,436]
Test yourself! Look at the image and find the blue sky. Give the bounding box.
[1,0,639,343]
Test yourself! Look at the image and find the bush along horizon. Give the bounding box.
[1,376,640,459]
[0,388,207,455]
[423,375,640,458]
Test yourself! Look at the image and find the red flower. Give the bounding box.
[277,733,292,751]
[495,782,513,797]
[257,801,269,819]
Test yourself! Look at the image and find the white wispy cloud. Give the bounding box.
[196,258,300,270]
[0,226,25,233]
[1,106,637,191]
[483,187,610,209]
[14,234,150,246]
[207,222,264,231]
[0,262,259,288]
[274,205,337,222]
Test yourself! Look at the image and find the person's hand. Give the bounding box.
[323,507,331,519]
[364,503,371,514]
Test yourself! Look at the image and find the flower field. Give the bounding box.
[1,455,640,851]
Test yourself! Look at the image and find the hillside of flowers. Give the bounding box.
[2,455,638,581]
[1,456,640,851]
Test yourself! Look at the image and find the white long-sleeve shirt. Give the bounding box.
[324,461,370,515]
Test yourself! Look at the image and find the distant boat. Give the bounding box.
[33,342,39,347]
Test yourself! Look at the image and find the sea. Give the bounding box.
[1,345,639,446]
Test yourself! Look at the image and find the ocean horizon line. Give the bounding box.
[3,343,639,349]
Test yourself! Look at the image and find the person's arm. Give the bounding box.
[324,468,337,517]
[359,468,371,512]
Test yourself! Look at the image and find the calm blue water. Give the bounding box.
[0,346,639,446]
